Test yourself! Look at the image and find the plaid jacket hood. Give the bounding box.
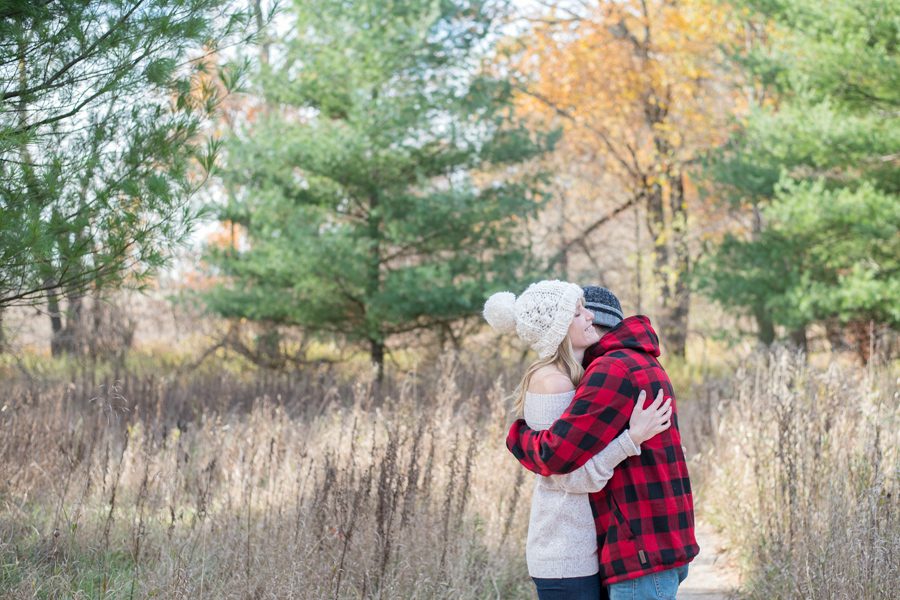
[588,314,661,360]
[507,315,698,584]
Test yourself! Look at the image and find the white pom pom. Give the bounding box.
[483,291,518,334]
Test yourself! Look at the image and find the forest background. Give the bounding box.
[0,1,897,599]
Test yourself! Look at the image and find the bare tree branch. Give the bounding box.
[514,83,643,179]
[547,197,637,267]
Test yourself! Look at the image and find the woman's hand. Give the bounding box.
[627,389,672,446]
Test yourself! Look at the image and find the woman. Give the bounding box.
[484,280,671,600]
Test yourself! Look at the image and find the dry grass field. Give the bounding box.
[0,350,896,599]
[0,356,533,599]
[684,351,899,600]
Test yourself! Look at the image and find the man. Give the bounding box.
[506,286,698,599]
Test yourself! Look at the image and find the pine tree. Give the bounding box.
[0,0,254,354]
[203,0,556,375]
[699,0,899,357]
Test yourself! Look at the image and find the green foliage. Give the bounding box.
[697,180,900,329]
[700,0,900,343]
[204,0,556,364]
[0,0,254,309]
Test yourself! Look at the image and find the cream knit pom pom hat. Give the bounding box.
[483,280,584,358]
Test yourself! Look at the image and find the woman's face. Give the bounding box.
[567,300,600,351]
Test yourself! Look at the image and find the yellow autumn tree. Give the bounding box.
[507,0,741,356]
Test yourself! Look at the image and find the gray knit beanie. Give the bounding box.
[483,280,584,358]
[582,286,623,328]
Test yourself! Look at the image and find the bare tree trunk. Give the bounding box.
[642,119,690,355]
[256,325,281,364]
[749,204,775,345]
[643,175,689,357]
[662,171,690,357]
[370,338,385,384]
[558,191,569,280]
[368,189,385,384]
[45,281,64,357]
[625,5,691,358]
[18,31,70,358]
[754,307,776,345]
[56,291,85,355]
[788,326,807,353]
[633,201,643,314]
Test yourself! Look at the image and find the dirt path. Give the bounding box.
[679,521,741,600]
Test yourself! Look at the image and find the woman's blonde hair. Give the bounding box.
[513,332,585,415]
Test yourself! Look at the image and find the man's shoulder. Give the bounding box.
[583,350,669,387]
[598,348,660,371]
[583,354,632,383]
[597,351,676,398]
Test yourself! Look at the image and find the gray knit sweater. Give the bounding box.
[523,390,640,579]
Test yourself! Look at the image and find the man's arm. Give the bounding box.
[506,359,635,476]
[538,429,640,493]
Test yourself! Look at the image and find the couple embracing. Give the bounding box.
[484,282,698,600]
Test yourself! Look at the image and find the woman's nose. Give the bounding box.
[584,308,594,322]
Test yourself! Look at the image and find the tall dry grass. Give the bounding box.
[1,350,897,599]
[0,356,534,599]
[687,350,898,600]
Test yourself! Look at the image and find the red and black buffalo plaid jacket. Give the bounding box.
[506,315,698,585]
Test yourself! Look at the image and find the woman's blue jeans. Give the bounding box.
[532,573,607,600]
[607,565,689,600]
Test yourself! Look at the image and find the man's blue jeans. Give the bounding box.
[607,565,689,600]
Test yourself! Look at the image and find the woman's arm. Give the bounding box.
[539,429,639,493]
[538,390,670,493]
[507,358,636,476]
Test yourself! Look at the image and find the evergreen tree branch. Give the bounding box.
[2,0,147,102]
